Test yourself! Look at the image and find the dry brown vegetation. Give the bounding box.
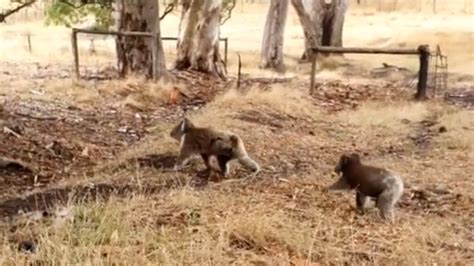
[1,0,474,265]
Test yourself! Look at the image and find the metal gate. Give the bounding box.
[428,45,449,97]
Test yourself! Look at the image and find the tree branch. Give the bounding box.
[0,0,36,23]
[58,0,86,9]
[160,3,175,21]
[57,0,114,9]
[220,0,236,25]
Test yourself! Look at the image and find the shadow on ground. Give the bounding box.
[0,153,220,219]
[133,153,177,169]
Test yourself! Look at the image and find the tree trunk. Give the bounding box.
[115,0,167,79]
[177,0,191,49]
[175,0,226,79]
[324,0,347,47]
[292,0,348,61]
[292,0,321,61]
[260,0,289,72]
[301,0,316,60]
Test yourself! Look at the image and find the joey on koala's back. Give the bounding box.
[169,117,260,177]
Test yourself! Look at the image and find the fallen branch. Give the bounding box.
[58,0,86,9]
[14,110,57,120]
[3,126,22,138]
[57,0,113,9]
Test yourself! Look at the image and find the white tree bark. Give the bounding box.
[260,0,289,72]
[175,0,226,79]
[115,0,167,79]
[292,0,348,60]
[302,0,312,12]
[292,0,320,60]
[327,0,348,47]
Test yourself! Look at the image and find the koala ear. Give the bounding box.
[349,153,360,162]
[341,154,349,165]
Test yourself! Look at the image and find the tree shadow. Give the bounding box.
[0,179,178,219]
[0,153,232,219]
[131,153,177,170]
[129,153,218,188]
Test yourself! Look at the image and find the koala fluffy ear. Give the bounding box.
[342,154,349,165]
[349,153,361,162]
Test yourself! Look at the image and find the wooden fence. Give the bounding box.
[71,28,229,80]
[309,45,431,100]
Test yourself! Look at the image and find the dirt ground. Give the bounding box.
[1,1,474,264]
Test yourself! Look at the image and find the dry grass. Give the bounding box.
[2,82,473,264]
[1,176,471,264]
[337,101,429,131]
[1,1,473,264]
[434,107,474,153]
[3,75,180,110]
[207,85,315,117]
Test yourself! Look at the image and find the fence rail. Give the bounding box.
[71,28,229,79]
[309,45,430,100]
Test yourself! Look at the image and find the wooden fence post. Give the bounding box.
[71,29,80,79]
[224,38,228,67]
[310,52,317,90]
[151,32,158,81]
[415,45,430,101]
[237,53,242,88]
[26,34,32,53]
